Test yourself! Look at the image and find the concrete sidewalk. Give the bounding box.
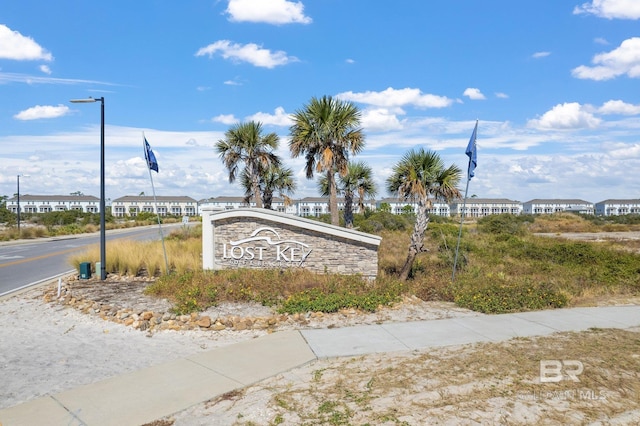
[1,305,639,426]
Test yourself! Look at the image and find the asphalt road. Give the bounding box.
[0,223,189,297]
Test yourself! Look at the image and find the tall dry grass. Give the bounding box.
[68,238,201,276]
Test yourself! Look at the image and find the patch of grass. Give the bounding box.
[146,268,408,315]
[453,279,568,314]
[255,328,640,425]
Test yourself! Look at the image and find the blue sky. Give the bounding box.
[1,0,639,204]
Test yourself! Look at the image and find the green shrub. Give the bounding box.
[477,214,533,236]
[355,211,411,233]
[146,269,407,315]
[453,280,568,314]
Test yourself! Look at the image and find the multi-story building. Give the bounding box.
[198,196,252,212]
[14,194,640,221]
[111,195,198,218]
[522,199,594,215]
[595,199,640,216]
[449,198,521,218]
[6,194,101,214]
[296,197,337,217]
[198,196,299,215]
[376,197,452,216]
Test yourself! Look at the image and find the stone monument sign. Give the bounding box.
[201,207,381,279]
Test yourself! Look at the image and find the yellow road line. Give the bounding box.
[0,246,84,268]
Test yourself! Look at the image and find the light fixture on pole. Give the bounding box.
[70,96,106,280]
[16,174,30,233]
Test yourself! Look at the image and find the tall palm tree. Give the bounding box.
[289,95,365,226]
[319,161,377,228]
[386,148,462,280]
[215,121,280,208]
[241,163,297,210]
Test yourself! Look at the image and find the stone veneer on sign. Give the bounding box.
[201,207,381,279]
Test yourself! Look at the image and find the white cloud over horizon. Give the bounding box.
[572,37,640,80]
[225,0,312,24]
[336,87,454,109]
[463,88,486,100]
[573,0,640,20]
[0,24,53,61]
[13,105,70,121]
[195,40,298,68]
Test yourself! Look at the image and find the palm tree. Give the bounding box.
[386,148,462,281]
[215,121,280,208]
[241,163,297,210]
[289,96,365,226]
[319,161,377,228]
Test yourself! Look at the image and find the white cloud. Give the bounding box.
[594,37,609,45]
[495,92,509,99]
[463,88,486,100]
[14,104,70,120]
[39,65,52,75]
[0,72,114,86]
[527,102,601,130]
[0,24,53,61]
[211,114,238,125]
[573,0,640,19]
[336,87,453,109]
[345,58,355,64]
[572,37,640,80]
[361,108,405,131]
[226,0,312,24]
[195,40,298,68]
[605,142,640,158]
[532,51,551,58]
[223,79,242,86]
[598,100,640,115]
[246,107,293,126]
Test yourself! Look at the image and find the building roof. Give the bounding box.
[7,194,99,203]
[112,195,197,203]
[523,199,593,205]
[449,198,520,205]
[199,196,248,203]
[595,199,640,204]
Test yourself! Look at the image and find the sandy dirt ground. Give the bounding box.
[2,273,639,425]
[0,282,477,416]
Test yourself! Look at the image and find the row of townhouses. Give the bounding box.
[6,195,640,218]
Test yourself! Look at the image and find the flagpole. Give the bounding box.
[452,177,470,281]
[143,132,170,275]
[452,120,478,282]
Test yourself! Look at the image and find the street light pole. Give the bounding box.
[70,96,106,280]
[16,174,29,233]
[17,175,21,233]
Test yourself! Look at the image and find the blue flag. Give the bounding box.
[144,137,159,173]
[465,121,478,179]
